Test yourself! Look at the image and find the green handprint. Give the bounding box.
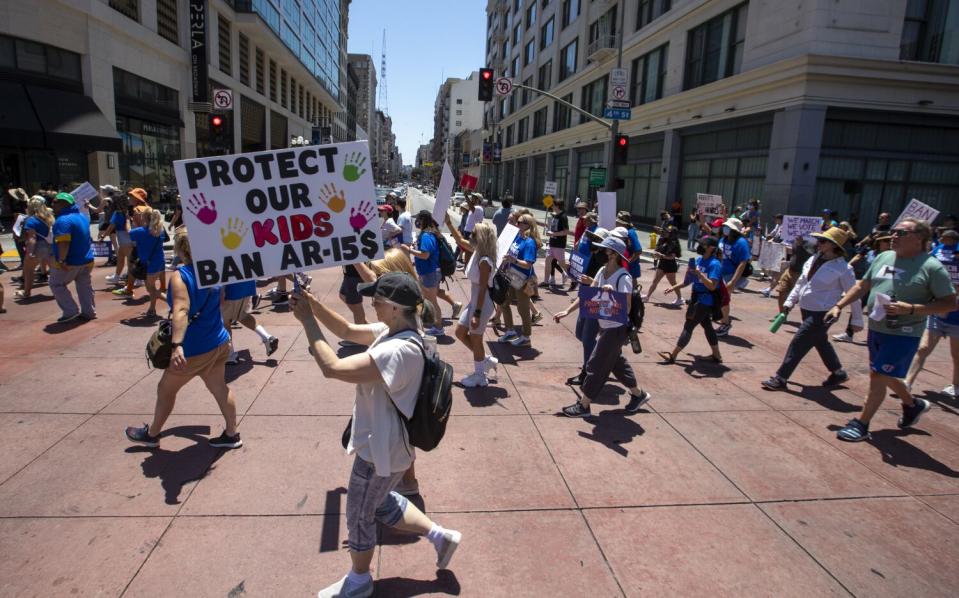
[342,152,368,182]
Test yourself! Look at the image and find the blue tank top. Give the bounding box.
[166,265,229,358]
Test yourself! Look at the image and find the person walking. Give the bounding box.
[559,225,609,385]
[555,235,651,417]
[643,225,684,306]
[125,227,240,449]
[829,218,956,442]
[498,213,539,348]
[616,211,644,284]
[405,210,445,336]
[127,207,168,315]
[716,217,752,336]
[291,273,461,598]
[395,197,413,245]
[542,199,570,288]
[761,227,861,390]
[49,192,96,323]
[657,236,723,364]
[491,197,513,236]
[15,196,54,301]
[221,279,280,364]
[833,234,889,343]
[572,200,589,246]
[687,209,701,251]
[98,194,131,286]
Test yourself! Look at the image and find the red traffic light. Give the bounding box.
[617,136,627,147]
[481,69,492,80]
[211,115,224,127]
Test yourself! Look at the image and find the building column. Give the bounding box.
[567,148,578,202]
[762,104,827,217]
[658,129,681,213]
[524,156,535,207]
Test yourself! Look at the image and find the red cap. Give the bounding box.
[710,217,725,228]
[378,204,393,213]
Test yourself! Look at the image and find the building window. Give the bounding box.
[560,38,578,81]
[299,87,305,118]
[255,48,265,95]
[580,75,608,123]
[521,76,533,106]
[514,23,522,46]
[900,0,959,64]
[501,97,509,119]
[218,15,232,76]
[511,55,520,77]
[533,107,548,137]
[0,34,82,83]
[562,0,581,29]
[456,98,463,104]
[117,115,180,192]
[541,17,555,49]
[553,93,573,131]
[290,78,297,114]
[525,39,535,66]
[514,0,521,13]
[630,43,668,105]
[109,0,139,21]
[238,34,250,86]
[156,0,177,44]
[280,69,287,108]
[505,123,514,147]
[637,0,671,31]
[269,60,277,102]
[455,120,462,126]
[588,6,618,48]
[684,3,748,90]
[538,59,552,91]
[456,109,463,115]
[526,2,537,29]
[517,116,529,143]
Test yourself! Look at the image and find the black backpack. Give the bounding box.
[616,271,645,331]
[488,270,510,305]
[432,232,457,279]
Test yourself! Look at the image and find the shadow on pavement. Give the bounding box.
[42,318,89,334]
[319,487,347,553]
[576,410,646,457]
[827,424,959,478]
[379,493,427,547]
[224,349,278,383]
[125,424,223,505]
[460,385,510,408]
[779,384,860,412]
[120,313,162,327]
[374,570,461,597]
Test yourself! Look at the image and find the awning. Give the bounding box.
[0,81,45,147]
[25,84,122,153]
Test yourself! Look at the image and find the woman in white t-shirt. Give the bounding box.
[292,272,461,598]
[554,236,652,418]
[445,217,499,387]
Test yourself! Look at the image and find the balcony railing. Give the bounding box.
[586,33,617,62]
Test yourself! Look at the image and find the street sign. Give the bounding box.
[543,180,557,196]
[588,167,607,187]
[608,67,628,106]
[495,77,513,95]
[603,107,631,120]
[606,100,630,109]
[213,88,233,110]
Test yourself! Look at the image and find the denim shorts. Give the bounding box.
[419,269,441,289]
[346,456,408,552]
[928,315,959,338]
[867,329,921,378]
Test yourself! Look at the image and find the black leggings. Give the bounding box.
[677,302,718,349]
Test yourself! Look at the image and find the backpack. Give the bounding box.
[432,232,457,278]
[488,270,510,305]
[615,271,645,331]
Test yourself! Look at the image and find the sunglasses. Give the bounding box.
[891,229,917,237]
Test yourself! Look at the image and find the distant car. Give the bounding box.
[374,186,390,205]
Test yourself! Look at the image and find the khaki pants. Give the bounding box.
[49,262,95,319]
[502,286,532,337]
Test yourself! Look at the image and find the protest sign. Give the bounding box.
[69,182,98,215]
[597,191,616,230]
[758,241,786,271]
[568,250,589,281]
[543,180,557,196]
[579,286,628,324]
[496,223,519,268]
[460,173,478,190]
[893,198,939,227]
[173,140,383,288]
[780,215,822,243]
[696,193,724,220]
[433,162,454,222]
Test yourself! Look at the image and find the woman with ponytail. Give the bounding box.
[291,272,461,597]
[15,196,54,300]
[127,207,168,315]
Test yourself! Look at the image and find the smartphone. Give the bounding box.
[823,313,837,324]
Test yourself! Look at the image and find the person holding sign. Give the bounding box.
[498,214,540,348]
[828,219,957,442]
[554,236,651,417]
[562,225,611,386]
[716,217,752,336]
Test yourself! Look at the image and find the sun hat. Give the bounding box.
[811,227,850,256]
[584,227,609,243]
[610,226,630,242]
[7,187,28,202]
[575,201,588,210]
[53,192,75,205]
[128,188,148,205]
[616,211,633,226]
[357,271,423,308]
[593,235,628,261]
[710,217,726,229]
[723,217,744,233]
[99,184,119,193]
[584,211,598,223]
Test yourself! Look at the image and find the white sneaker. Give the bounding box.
[944,385,956,397]
[105,273,119,283]
[641,294,650,302]
[435,529,462,569]
[832,332,852,343]
[226,351,238,365]
[672,296,684,306]
[510,335,531,348]
[317,574,373,598]
[483,355,499,379]
[460,372,489,387]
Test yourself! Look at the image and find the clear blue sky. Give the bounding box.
[347,0,487,166]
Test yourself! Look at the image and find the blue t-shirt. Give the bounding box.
[931,242,959,325]
[719,236,751,276]
[167,265,230,358]
[52,205,94,265]
[626,228,643,277]
[22,216,50,241]
[508,235,538,277]
[692,255,723,306]
[414,231,440,275]
[110,210,128,232]
[224,280,257,301]
[129,226,167,274]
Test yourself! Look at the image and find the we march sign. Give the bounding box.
[173,141,383,288]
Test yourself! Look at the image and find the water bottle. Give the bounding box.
[769,312,787,333]
[885,293,899,328]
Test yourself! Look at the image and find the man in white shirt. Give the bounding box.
[395,197,413,245]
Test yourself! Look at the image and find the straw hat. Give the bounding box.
[7,187,28,202]
[723,217,744,233]
[811,227,849,255]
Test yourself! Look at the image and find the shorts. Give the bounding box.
[719,279,731,307]
[419,269,441,289]
[776,269,798,296]
[867,329,921,378]
[723,271,749,290]
[221,297,250,324]
[548,246,566,260]
[458,289,495,335]
[657,259,678,274]
[339,275,363,305]
[170,341,230,379]
[346,456,408,552]
[116,230,133,247]
[32,241,51,260]
[928,316,959,338]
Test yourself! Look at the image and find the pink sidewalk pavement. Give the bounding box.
[1,257,958,597]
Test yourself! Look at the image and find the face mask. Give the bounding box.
[696,245,707,255]
[722,226,730,235]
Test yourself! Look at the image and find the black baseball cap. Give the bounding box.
[357,272,423,308]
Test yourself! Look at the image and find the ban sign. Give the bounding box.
[495,77,513,95]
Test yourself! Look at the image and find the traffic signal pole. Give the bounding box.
[603,13,626,193]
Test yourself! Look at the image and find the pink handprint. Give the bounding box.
[348,201,376,233]
[186,193,217,225]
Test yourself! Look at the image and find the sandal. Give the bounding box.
[657,351,675,364]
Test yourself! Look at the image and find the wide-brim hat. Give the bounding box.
[128,187,148,205]
[723,217,744,233]
[592,235,628,261]
[811,227,849,255]
[584,211,598,223]
[7,187,28,202]
[575,201,588,210]
[99,184,119,193]
[940,229,959,240]
[584,227,609,243]
[357,271,423,308]
[616,211,632,226]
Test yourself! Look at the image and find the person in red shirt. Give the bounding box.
[572,200,589,245]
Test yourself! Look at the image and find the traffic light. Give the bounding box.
[209,112,231,153]
[478,68,494,102]
[614,134,629,165]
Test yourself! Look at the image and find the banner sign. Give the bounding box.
[482,143,492,163]
[780,215,822,243]
[597,191,616,230]
[492,142,502,163]
[894,198,939,227]
[758,241,786,271]
[579,286,629,324]
[696,193,724,220]
[543,180,557,196]
[496,223,519,268]
[173,141,383,288]
[433,162,454,222]
[189,0,208,102]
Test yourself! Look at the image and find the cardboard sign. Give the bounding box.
[460,173,478,190]
[696,193,724,220]
[597,191,616,230]
[543,180,557,196]
[496,223,519,268]
[758,240,786,271]
[568,249,589,281]
[172,141,383,288]
[579,286,628,324]
[894,198,939,227]
[69,182,98,215]
[433,162,454,222]
[780,215,822,243]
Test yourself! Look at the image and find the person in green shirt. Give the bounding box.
[827,218,956,442]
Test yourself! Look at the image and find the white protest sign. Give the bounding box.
[758,241,786,271]
[70,182,98,214]
[432,162,454,223]
[893,198,939,227]
[173,140,383,288]
[543,180,557,196]
[696,193,724,220]
[496,223,519,268]
[780,215,822,243]
[597,191,616,230]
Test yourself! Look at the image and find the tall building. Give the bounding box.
[347,53,377,138]
[483,0,959,226]
[431,77,460,164]
[416,144,431,168]
[0,0,350,216]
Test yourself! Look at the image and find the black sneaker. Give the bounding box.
[823,369,849,386]
[566,371,585,386]
[562,402,591,418]
[57,313,80,323]
[250,294,262,310]
[761,375,787,391]
[837,418,870,442]
[271,292,289,306]
[125,424,159,447]
[715,323,731,337]
[625,390,651,414]
[209,431,243,449]
[898,398,932,429]
[264,335,279,356]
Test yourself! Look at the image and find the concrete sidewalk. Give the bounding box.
[1,221,959,596]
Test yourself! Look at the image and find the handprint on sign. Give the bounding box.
[349,201,376,233]
[186,193,217,225]
[220,217,247,250]
[342,152,367,182]
[318,183,347,213]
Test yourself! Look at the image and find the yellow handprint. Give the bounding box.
[318,183,347,213]
[220,217,247,250]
